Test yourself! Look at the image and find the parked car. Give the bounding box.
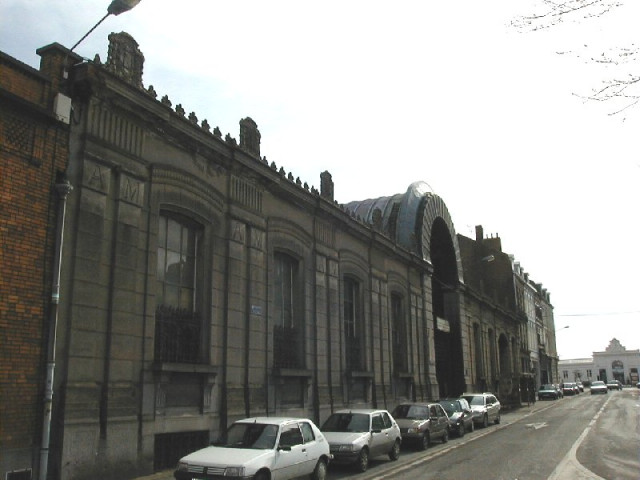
[438,398,474,437]
[174,417,331,480]
[553,384,564,398]
[321,409,401,472]
[391,402,449,450]
[461,393,501,428]
[590,380,608,395]
[606,380,621,391]
[538,384,560,400]
[576,381,584,392]
[561,382,578,396]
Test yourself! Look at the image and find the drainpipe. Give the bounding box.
[39,174,73,480]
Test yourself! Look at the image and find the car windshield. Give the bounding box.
[540,384,554,390]
[438,401,460,416]
[462,395,484,406]
[392,405,429,419]
[321,413,370,433]
[592,381,605,386]
[222,423,279,449]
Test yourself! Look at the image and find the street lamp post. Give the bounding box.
[70,0,142,52]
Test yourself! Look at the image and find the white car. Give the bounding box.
[590,380,608,395]
[174,417,331,480]
[320,409,401,472]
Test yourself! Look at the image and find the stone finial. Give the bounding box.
[105,32,144,88]
[239,117,261,157]
[320,171,334,202]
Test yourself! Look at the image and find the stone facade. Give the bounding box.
[1,33,557,480]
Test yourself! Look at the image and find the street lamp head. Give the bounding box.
[69,0,142,54]
[481,254,495,263]
[108,0,142,15]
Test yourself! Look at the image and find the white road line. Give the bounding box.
[547,394,613,480]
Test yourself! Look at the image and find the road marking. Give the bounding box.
[525,422,548,430]
[547,395,613,480]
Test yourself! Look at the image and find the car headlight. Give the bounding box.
[176,462,188,472]
[338,444,355,452]
[224,466,245,477]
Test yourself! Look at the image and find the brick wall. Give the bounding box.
[0,50,68,474]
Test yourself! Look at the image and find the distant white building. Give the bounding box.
[558,338,640,385]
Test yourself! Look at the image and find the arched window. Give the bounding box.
[273,252,303,368]
[391,293,407,373]
[155,212,202,363]
[344,276,364,371]
[473,323,483,381]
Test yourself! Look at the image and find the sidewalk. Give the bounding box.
[132,400,554,480]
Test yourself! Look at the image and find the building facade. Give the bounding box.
[1,33,557,480]
[559,338,640,385]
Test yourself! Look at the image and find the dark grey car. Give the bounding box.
[438,398,474,437]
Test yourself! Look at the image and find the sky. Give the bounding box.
[2,0,638,360]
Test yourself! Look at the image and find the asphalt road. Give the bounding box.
[135,387,639,480]
[323,388,639,480]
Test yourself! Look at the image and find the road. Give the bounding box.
[323,388,639,480]
[135,387,639,480]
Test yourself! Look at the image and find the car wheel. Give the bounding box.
[310,459,327,480]
[254,471,269,480]
[356,448,369,472]
[389,439,401,461]
[420,431,430,450]
[457,423,465,437]
[482,414,489,428]
[441,428,449,444]
[495,413,501,425]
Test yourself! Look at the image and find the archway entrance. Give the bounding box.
[430,218,465,398]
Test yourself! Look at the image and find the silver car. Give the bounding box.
[391,403,449,450]
[321,409,401,472]
[461,393,501,428]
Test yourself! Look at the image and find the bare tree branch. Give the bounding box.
[512,1,639,115]
[511,0,622,32]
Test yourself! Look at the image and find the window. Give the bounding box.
[273,253,303,368]
[381,412,392,429]
[300,422,315,443]
[372,414,385,431]
[344,277,363,371]
[391,293,407,372]
[474,323,483,380]
[155,213,202,363]
[563,370,569,379]
[587,370,592,378]
[279,424,303,448]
